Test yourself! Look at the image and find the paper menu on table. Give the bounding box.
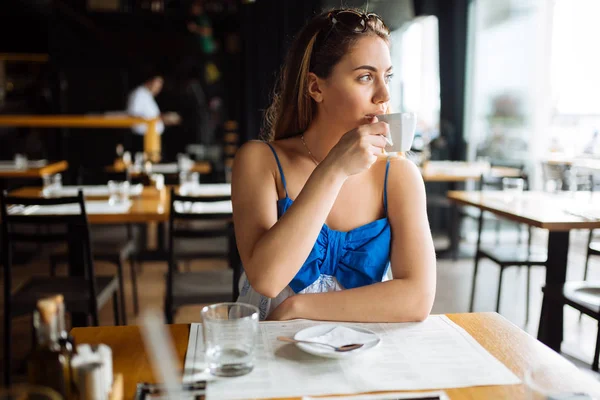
[183,315,520,400]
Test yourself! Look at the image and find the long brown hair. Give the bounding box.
[262,8,391,141]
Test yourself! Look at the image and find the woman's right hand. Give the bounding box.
[324,117,390,177]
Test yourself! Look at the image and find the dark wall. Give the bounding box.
[239,0,322,142]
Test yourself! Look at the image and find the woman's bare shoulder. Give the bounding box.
[235,138,299,162]
[387,156,424,187]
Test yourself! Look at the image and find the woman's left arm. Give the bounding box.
[268,158,437,322]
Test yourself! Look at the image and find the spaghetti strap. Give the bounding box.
[265,142,289,197]
[383,159,391,214]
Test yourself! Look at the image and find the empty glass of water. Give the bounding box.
[502,177,524,203]
[201,302,259,377]
[14,153,27,169]
[108,181,129,205]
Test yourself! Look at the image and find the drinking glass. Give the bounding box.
[108,181,129,205]
[134,152,144,170]
[52,174,62,190]
[502,177,524,203]
[118,181,130,203]
[42,175,54,197]
[201,302,259,377]
[177,153,193,172]
[14,154,27,169]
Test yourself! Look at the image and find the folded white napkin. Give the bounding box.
[49,184,144,197]
[305,326,379,348]
[9,200,132,216]
[179,183,231,197]
[173,200,232,214]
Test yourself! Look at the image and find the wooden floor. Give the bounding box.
[1,222,599,383]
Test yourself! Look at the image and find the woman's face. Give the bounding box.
[318,35,393,132]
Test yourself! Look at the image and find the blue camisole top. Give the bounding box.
[237,142,392,319]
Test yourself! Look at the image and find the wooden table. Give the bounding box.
[0,114,162,162]
[70,312,600,399]
[9,185,170,224]
[447,190,600,352]
[0,160,68,179]
[420,161,522,182]
[107,160,212,176]
[8,184,232,224]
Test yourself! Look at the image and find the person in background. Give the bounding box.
[187,0,217,55]
[232,8,436,321]
[126,73,181,153]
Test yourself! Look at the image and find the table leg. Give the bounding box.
[450,203,460,261]
[68,223,88,327]
[537,230,570,351]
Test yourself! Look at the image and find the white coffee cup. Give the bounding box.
[377,112,417,153]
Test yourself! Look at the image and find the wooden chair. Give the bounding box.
[164,187,240,324]
[47,170,141,322]
[0,190,121,385]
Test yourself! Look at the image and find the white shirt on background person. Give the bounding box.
[126,85,165,136]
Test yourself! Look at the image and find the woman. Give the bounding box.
[232,8,436,321]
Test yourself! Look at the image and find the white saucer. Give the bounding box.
[293,324,381,359]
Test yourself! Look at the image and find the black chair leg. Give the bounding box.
[495,219,501,245]
[525,266,531,325]
[130,256,139,316]
[593,320,600,372]
[49,256,58,277]
[583,253,591,281]
[112,292,121,326]
[580,253,592,322]
[90,304,99,327]
[496,267,505,313]
[165,302,174,324]
[115,259,127,325]
[469,255,481,312]
[4,308,11,385]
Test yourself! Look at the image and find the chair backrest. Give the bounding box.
[476,166,533,248]
[541,162,568,191]
[166,187,239,297]
[479,164,529,191]
[0,190,97,292]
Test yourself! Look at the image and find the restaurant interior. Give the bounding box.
[1,0,600,398]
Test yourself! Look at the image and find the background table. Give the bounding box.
[447,190,600,352]
[0,114,162,162]
[0,160,68,179]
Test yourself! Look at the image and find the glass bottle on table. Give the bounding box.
[28,296,72,399]
[54,295,77,399]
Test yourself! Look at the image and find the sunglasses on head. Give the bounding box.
[327,10,387,33]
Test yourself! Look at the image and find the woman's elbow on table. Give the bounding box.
[389,281,435,323]
[244,266,287,299]
[411,288,436,322]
